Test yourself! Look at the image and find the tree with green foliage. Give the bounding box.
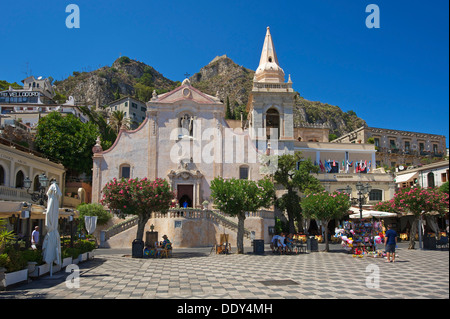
[109,110,132,133]
[328,133,338,142]
[52,91,68,104]
[301,191,351,251]
[210,177,275,254]
[134,83,153,102]
[77,105,117,150]
[272,152,323,233]
[233,104,248,121]
[225,96,233,119]
[35,112,99,175]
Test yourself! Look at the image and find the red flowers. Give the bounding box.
[101,177,175,215]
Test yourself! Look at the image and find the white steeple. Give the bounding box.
[254,26,285,83]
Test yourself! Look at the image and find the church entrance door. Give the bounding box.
[177,184,193,208]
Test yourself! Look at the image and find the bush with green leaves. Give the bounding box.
[77,203,112,231]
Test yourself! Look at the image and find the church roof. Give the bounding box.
[151,79,222,105]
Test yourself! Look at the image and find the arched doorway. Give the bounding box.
[0,165,5,185]
[33,175,41,192]
[177,185,193,208]
[427,172,435,188]
[15,170,25,188]
[265,108,280,139]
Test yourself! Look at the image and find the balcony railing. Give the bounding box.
[0,185,31,202]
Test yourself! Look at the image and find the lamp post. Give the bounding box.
[346,182,372,219]
[23,173,49,206]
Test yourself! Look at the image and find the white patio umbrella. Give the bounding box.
[84,216,98,235]
[349,210,397,219]
[42,182,62,277]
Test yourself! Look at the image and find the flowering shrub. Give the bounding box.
[374,187,449,217]
[101,177,175,241]
[374,187,449,249]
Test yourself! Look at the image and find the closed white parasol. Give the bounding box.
[42,182,62,276]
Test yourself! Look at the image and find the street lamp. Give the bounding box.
[24,173,49,206]
[347,182,372,219]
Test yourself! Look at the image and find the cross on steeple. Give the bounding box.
[184,72,190,78]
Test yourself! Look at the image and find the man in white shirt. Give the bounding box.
[270,233,280,253]
[31,226,39,250]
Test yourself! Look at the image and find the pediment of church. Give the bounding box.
[152,78,222,105]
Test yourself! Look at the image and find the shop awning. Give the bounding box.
[395,172,418,184]
[0,201,78,219]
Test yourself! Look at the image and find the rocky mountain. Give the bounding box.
[53,56,178,106]
[49,55,366,137]
[189,55,254,108]
[294,95,366,137]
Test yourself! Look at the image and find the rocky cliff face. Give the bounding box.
[189,55,254,107]
[294,94,367,137]
[53,57,177,106]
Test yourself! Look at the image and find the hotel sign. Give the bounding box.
[0,91,40,98]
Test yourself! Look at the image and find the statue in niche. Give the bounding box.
[181,114,193,136]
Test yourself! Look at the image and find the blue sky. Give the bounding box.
[1,0,448,145]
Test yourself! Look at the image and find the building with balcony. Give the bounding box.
[331,126,447,170]
[395,160,449,189]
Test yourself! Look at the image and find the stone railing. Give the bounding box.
[62,196,81,208]
[0,185,30,202]
[102,216,139,241]
[102,208,272,242]
[153,208,253,239]
[253,82,292,90]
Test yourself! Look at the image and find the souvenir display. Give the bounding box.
[337,219,385,257]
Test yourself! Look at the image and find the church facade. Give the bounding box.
[92,27,295,209]
[92,27,395,247]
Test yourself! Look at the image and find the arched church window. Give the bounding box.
[179,114,194,137]
[265,108,280,139]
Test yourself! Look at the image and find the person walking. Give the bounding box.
[384,224,397,263]
[31,226,39,250]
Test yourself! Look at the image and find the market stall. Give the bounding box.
[337,212,395,258]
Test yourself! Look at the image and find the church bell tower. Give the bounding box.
[247,27,296,152]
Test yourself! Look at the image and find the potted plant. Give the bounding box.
[202,200,209,210]
[1,248,28,286]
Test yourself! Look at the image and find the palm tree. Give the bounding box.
[109,110,131,133]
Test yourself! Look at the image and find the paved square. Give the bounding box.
[0,243,448,299]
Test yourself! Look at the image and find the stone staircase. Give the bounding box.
[100,208,271,249]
